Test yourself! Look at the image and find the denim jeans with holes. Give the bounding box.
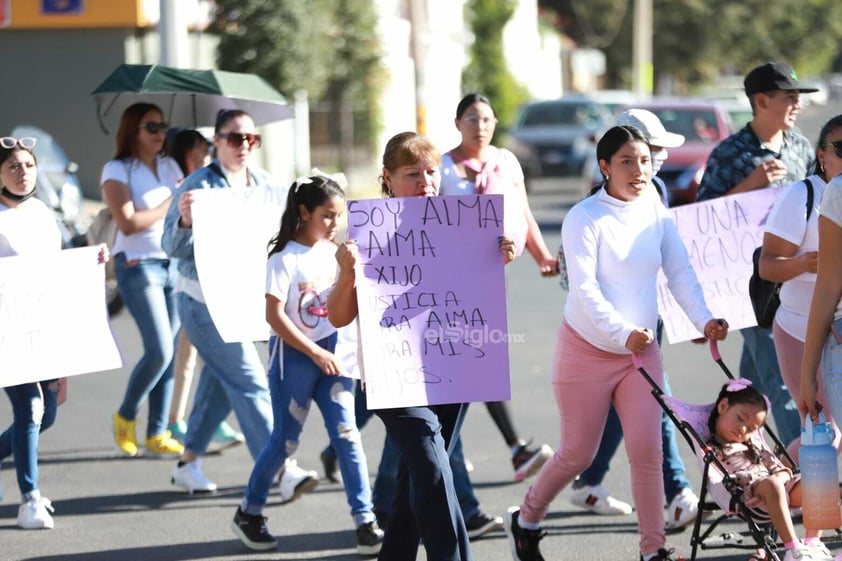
[0,380,59,497]
[242,334,374,526]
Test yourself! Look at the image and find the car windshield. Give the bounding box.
[647,108,721,142]
[520,102,601,128]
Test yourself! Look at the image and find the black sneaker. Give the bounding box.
[356,520,384,557]
[466,511,504,539]
[512,441,553,482]
[230,508,278,551]
[320,447,341,483]
[504,506,546,561]
[640,548,677,561]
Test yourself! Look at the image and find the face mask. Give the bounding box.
[1,186,35,202]
[652,149,668,175]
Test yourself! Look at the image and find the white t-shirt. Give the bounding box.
[100,156,182,260]
[764,175,824,341]
[265,240,338,342]
[818,176,842,321]
[562,187,713,353]
[0,199,62,257]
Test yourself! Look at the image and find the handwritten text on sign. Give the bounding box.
[0,246,122,387]
[349,195,511,409]
[658,187,780,342]
[191,184,289,343]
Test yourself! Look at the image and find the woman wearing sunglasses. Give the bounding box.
[103,103,185,460]
[162,109,306,495]
[0,137,64,528]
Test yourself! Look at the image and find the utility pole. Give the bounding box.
[408,0,427,134]
[159,0,189,67]
[632,0,653,99]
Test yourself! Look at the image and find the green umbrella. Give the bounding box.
[92,64,293,133]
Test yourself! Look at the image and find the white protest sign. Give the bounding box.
[0,246,122,387]
[191,184,289,343]
[349,195,511,409]
[658,187,780,343]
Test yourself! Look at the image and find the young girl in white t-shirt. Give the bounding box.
[231,174,383,556]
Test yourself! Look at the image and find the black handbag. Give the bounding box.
[748,178,813,328]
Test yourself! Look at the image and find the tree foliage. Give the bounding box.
[212,0,385,157]
[462,0,529,134]
[538,0,842,90]
[212,0,333,99]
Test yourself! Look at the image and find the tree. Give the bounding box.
[212,0,333,99]
[462,0,529,135]
[212,0,385,168]
[538,0,842,91]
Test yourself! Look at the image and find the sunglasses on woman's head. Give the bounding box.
[139,121,168,134]
[823,140,842,159]
[218,132,261,149]
[0,136,37,150]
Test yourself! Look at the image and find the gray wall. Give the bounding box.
[0,28,133,199]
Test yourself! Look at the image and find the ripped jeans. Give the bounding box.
[241,334,374,526]
[0,380,59,498]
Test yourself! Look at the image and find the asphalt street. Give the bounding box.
[1,101,840,561]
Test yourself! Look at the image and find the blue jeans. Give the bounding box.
[0,380,59,497]
[177,292,272,459]
[740,326,800,446]
[115,254,179,437]
[375,403,471,561]
[577,375,690,503]
[243,335,374,526]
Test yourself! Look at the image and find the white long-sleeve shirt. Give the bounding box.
[562,187,713,354]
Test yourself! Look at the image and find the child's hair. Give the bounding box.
[707,379,769,438]
[267,174,345,257]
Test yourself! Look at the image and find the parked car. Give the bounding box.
[588,89,640,116]
[506,96,613,185]
[585,99,733,206]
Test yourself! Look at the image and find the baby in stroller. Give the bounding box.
[708,379,837,561]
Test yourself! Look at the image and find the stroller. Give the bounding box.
[633,341,805,561]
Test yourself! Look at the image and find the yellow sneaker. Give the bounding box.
[145,431,185,459]
[112,412,139,457]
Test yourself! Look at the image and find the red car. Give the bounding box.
[623,99,733,205]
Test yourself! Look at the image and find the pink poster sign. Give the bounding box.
[657,187,781,342]
[349,194,511,409]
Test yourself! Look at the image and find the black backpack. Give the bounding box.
[748,178,814,328]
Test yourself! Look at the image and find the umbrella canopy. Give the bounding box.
[92,64,294,133]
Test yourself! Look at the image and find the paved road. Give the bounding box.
[1,104,839,560]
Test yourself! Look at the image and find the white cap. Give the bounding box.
[615,109,685,148]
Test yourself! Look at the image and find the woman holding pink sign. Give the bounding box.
[328,131,516,561]
[441,93,555,483]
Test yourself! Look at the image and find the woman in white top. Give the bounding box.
[103,103,184,459]
[0,137,63,529]
[800,119,842,429]
[762,114,842,461]
[504,125,728,561]
[439,93,556,482]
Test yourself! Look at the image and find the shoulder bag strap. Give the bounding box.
[804,177,814,222]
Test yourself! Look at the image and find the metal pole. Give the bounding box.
[159,0,188,67]
[632,0,653,99]
[294,90,311,176]
[409,0,427,134]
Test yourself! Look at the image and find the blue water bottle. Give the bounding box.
[800,413,841,531]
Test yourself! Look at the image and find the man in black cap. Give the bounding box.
[696,61,818,448]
